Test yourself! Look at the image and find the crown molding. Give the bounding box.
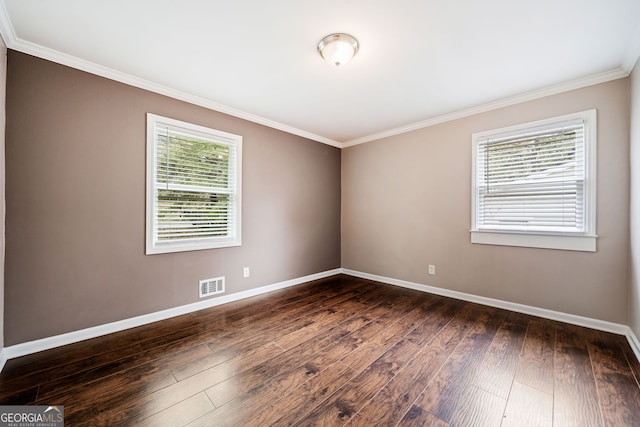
[0,2,636,151]
[0,0,16,47]
[344,67,629,147]
[0,13,342,149]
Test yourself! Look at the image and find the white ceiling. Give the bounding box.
[1,0,640,147]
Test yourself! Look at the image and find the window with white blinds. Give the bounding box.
[471,110,596,252]
[146,113,242,254]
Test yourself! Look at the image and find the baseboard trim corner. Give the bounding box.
[1,268,341,368]
[625,327,640,363]
[341,268,629,336]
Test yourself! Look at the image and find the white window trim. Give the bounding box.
[146,113,242,255]
[471,110,597,252]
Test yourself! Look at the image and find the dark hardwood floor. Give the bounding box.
[2,274,640,426]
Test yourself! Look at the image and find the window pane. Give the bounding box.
[476,120,585,233]
[146,113,242,254]
[156,189,231,240]
[156,134,231,190]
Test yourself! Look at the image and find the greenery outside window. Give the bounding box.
[471,110,596,252]
[146,113,242,254]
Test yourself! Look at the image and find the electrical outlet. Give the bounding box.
[428,265,436,275]
[243,267,250,278]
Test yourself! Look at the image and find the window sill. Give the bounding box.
[146,238,241,255]
[470,231,596,252]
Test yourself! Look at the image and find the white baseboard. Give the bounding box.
[343,268,640,363]
[625,327,640,363]
[341,269,630,335]
[3,267,639,372]
[1,268,341,367]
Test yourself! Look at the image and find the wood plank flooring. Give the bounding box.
[2,274,640,426]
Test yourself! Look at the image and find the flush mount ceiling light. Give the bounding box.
[317,33,359,67]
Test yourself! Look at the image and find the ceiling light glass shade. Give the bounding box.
[318,33,359,67]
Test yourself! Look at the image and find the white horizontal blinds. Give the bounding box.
[476,118,585,233]
[154,125,237,242]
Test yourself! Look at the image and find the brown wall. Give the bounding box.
[4,51,341,345]
[630,61,640,336]
[4,48,633,346]
[342,78,630,324]
[0,38,6,350]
